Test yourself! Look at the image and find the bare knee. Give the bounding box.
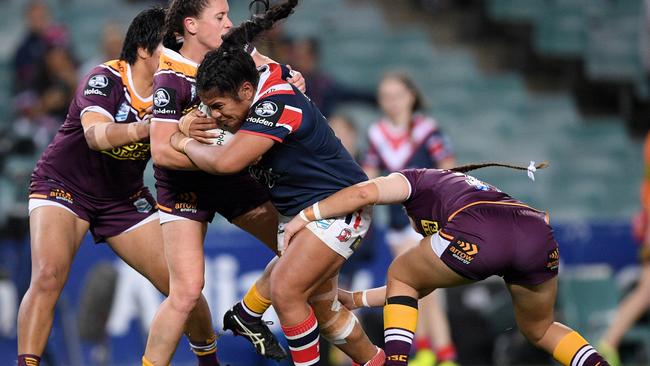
[168,279,204,315]
[270,270,305,313]
[31,262,68,295]
[518,320,553,346]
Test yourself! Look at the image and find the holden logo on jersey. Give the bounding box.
[154,88,171,107]
[88,74,109,88]
[255,101,278,117]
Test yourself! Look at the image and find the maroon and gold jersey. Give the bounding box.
[31,60,152,199]
[151,47,245,190]
[399,169,526,236]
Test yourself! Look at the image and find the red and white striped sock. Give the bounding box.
[282,308,321,366]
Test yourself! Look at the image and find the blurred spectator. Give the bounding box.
[12,0,69,95]
[13,45,78,150]
[288,37,374,117]
[362,71,458,366]
[80,22,125,76]
[328,114,360,160]
[598,130,650,366]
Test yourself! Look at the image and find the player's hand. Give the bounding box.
[179,109,220,144]
[337,289,359,310]
[283,213,310,249]
[286,65,306,93]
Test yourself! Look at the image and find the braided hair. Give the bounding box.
[196,0,299,99]
[451,161,549,174]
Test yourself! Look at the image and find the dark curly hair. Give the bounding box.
[120,7,166,65]
[196,0,299,99]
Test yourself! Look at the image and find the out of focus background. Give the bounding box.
[0,0,649,365]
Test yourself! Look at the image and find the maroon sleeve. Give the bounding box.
[152,72,190,123]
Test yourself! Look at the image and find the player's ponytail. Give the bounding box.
[197,0,299,98]
[221,0,299,52]
[451,161,549,174]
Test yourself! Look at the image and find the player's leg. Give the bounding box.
[388,228,457,366]
[270,228,347,366]
[107,218,218,366]
[143,219,208,365]
[507,278,610,366]
[222,201,288,359]
[309,276,384,366]
[383,237,471,366]
[17,206,89,366]
[598,260,650,366]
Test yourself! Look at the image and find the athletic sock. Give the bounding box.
[384,296,418,366]
[235,283,272,323]
[282,307,321,366]
[553,331,610,366]
[190,333,219,366]
[17,354,40,366]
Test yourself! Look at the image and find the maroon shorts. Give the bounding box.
[438,204,559,286]
[29,178,157,243]
[155,171,270,223]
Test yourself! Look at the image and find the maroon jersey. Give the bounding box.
[31,60,152,199]
[151,47,259,190]
[150,47,210,186]
[399,168,526,236]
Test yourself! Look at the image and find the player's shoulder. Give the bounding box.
[156,47,198,80]
[79,60,124,99]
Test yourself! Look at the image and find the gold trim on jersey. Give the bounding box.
[104,60,151,119]
[158,48,198,78]
[446,200,542,223]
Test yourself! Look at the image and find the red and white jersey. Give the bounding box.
[363,114,454,172]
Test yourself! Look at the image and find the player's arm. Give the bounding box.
[338,287,387,309]
[282,173,412,247]
[171,131,274,175]
[251,49,306,92]
[81,111,149,151]
[150,121,200,170]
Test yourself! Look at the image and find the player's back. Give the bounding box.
[241,64,367,216]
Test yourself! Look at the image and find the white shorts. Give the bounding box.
[277,206,373,259]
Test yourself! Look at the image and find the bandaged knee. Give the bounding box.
[309,277,358,344]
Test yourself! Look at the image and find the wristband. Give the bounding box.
[361,290,369,307]
[298,210,309,222]
[312,202,322,220]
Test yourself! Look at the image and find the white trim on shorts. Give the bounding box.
[277,206,373,259]
[430,233,451,258]
[158,210,190,224]
[123,212,159,233]
[28,199,78,217]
